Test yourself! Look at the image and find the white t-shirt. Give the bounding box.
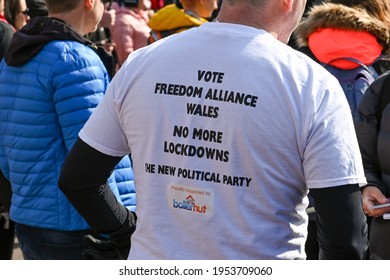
[80,22,366,259]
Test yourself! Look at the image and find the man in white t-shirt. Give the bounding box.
[59,0,368,259]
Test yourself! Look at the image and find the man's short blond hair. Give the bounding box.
[44,0,81,14]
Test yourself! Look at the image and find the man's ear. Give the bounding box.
[84,0,95,10]
[282,0,294,12]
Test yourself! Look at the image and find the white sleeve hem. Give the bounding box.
[79,130,129,157]
[307,176,367,189]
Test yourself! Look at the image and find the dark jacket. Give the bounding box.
[356,73,390,196]
[355,70,390,260]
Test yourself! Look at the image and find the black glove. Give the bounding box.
[82,234,130,260]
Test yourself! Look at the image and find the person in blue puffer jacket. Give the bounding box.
[0,0,136,260]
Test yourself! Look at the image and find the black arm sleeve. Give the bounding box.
[58,137,135,239]
[310,184,368,260]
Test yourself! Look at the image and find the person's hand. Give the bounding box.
[101,40,116,54]
[82,234,130,260]
[362,185,390,217]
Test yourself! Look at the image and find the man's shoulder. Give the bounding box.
[44,39,94,53]
[41,40,101,66]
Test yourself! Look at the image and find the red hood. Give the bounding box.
[308,28,382,69]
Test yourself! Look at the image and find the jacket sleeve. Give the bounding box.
[51,43,109,152]
[58,137,135,239]
[114,156,136,211]
[310,184,368,259]
[355,74,386,193]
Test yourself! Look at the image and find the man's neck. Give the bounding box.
[48,10,86,35]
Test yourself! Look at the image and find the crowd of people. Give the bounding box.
[293,0,390,260]
[1,0,390,260]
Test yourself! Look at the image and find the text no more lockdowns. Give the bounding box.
[149,70,253,188]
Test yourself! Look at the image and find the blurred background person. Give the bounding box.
[86,2,117,77]
[110,0,153,69]
[293,0,390,74]
[151,0,164,11]
[148,0,219,43]
[356,68,390,259]
[293,0,390,259]
[0,0,15,60]
[0,0,136,260]
[4,0,29,31]
[0,0,29,261]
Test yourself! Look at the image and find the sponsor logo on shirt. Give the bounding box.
[168,184,214,215]
[172,195,207,214]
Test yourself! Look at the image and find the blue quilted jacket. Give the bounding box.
[0,17,136,231]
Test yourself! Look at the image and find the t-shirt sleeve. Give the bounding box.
[79,81,130,157]
[303,77,367,189]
